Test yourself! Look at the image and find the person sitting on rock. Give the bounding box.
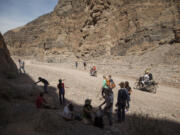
[94,107,104,129]
[83,99,93,124]
[36,93,50,109]
[62,103,74,121]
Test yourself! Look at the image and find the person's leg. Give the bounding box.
[128,96,131,109]
[101,88,105,97]
[122,105,126,121]
[117,107,121,122]
[59,93,62,104]
[44,85,48,93]
[107,112,113,126]
[19,67,22,74]
[127,100,129,110]
[22,67,25,74]
[62,93,65,104]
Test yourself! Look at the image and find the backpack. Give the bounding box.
[107,79,116,88]
[111,80,116,88]
[149,73,153,80]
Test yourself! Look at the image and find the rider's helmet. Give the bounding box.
[145,70,149,74]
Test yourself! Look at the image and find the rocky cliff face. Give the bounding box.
[0,33,17,76]
[3,0,180,61]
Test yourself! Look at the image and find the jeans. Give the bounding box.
[118,104,126,122]
[127,95,130,109]
[127,100,130,109]
[102,88,109,97]
[44,85,48,93]
[19,67,25,74]
[59,93,65,104]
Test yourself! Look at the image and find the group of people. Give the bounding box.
[34,74,132,128]
[61,75,132,128]
[75,61,97,76]
[75,61,87,70]
[35,77,66,105]
[101,75,132,124]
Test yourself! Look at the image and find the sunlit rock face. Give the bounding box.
[3,0,180,60]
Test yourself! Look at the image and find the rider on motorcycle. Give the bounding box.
[141,70,153,87]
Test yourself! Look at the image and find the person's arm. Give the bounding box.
[99,101,106,107]
[34,80,40,84]
[85,108,92,113]
[84,107,92,113]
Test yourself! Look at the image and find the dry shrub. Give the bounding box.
[116,113,180,135]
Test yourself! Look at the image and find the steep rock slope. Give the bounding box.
[4,0,180,61]
[0,33,17,76]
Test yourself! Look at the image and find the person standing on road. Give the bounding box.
[57,79,66,104]
[99,89,114,126]
[18,59,25,74]
[35,77,49,93]
[125,81,132,111]
[83,61,87,70]
[116,82,128,123]
[102,76,109,97]
[75,61,78,69]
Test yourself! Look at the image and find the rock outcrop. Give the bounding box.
[0,33,17,76]
[3,0,180,61]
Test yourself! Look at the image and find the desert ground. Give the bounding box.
[17,58,180,123]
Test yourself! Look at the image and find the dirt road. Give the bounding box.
[24,60,180,122]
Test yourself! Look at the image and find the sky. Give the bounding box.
[0,0,58,34]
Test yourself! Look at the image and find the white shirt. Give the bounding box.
[63,105,73,119]
[144,74,149,82]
